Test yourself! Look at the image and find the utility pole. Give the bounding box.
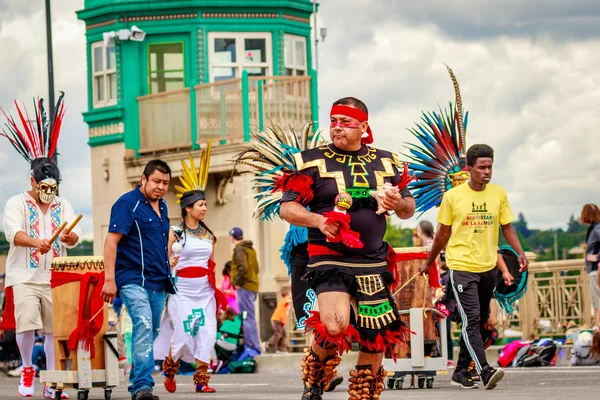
[313,0,319,74]
[45,0,58,191]
[553,231,559,260]
[45,0,56,124]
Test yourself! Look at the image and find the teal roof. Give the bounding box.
[78,0,316,21]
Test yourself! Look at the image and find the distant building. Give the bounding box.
[76,1,318,297]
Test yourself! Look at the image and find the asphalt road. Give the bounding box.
[1,366,599,399]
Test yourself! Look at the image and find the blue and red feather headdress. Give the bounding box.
[404,67,470,214]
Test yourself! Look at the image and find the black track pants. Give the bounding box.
[450,269,497,373]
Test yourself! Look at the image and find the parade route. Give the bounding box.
[1,366,598,400]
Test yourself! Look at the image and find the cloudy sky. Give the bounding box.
[2,0,600,239]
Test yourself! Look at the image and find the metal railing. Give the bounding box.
[499,258,592,339]
[248,76,312,134]
[137,88,192,152]
[194,74,312,145]
[195,77,244,144]
[137,73,314,154]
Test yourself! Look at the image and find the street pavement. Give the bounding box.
[1,366,599,399]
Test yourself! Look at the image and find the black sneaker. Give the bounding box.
[481,366,504,390]
[132,389,159,400]
[301,386,323,400]
[451,369,478,389]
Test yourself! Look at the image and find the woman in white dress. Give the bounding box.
[155,188,227,393]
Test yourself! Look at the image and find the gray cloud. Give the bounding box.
[317,4,600,230]
[320,0,600,41]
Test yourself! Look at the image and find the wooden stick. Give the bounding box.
[48,222,67,244]
[64,214,83,234]
[392,272,421,297]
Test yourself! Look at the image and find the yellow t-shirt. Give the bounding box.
[437,182,514,273]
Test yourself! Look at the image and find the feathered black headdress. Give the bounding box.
[1,92,66,163]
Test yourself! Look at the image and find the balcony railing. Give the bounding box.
[137,88,192,152]
[247,75,312,139]
[137,71,315,154]
[195,77,244,144]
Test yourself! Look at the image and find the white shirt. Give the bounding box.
[3,192,81,287]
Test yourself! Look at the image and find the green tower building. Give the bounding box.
[77,0,319,325]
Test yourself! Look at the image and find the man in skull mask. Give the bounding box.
[2,157,80,398]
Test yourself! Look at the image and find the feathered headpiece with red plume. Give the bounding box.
[1,91,66,163]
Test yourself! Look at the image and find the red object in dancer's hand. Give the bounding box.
[436,302,451,318]
[322,211,364,248]
[397,162,415,191]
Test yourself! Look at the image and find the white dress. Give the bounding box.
[154,231,217,364]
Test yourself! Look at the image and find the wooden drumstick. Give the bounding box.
[64,214,83,234]
[48,222,68,244]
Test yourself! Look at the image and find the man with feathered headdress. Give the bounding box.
[1,93,79,399]
[234,95,417,399]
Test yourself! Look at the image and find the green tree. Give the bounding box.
[383,221,414,248]
[499,229,531,251]
[513,212,531,238]
[567,214,586,234]
[67,240,95,256]
[0,231,8,255]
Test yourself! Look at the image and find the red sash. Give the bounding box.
[0,286,16,330]
[50,271,105,359]
[176,260,228,313]
[307,244,343,257]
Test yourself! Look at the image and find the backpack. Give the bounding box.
[514,341,557,367]
[570,332,600,366]
[512,344,533,367]
[227,358,257,373]
[498,340,529,368]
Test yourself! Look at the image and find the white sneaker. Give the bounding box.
[9,365,23,377]
[18,366,35,397]
[42,385,69,399]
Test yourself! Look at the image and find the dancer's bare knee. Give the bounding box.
[322,311,348,336]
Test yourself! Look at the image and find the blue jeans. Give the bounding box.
[236,287,260,352]
[119,284,165,395]
[32,343,45,369]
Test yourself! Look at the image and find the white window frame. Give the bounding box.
[208,32,272,83]
[91,41,117,108]
[284,34,307,76]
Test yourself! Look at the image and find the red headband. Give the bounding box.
[330,104,373,144]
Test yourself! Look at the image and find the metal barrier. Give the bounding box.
[500,258,592,339]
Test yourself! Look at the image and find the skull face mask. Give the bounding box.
[36,178,58,204]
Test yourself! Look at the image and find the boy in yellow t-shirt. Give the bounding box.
[420,144,528,390]
[265,286,292,353]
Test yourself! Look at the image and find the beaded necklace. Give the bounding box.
[180,222,209,239]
